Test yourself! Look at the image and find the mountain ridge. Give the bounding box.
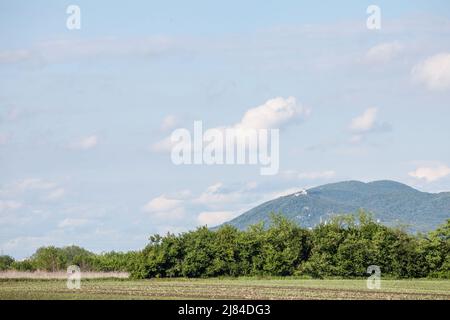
[222,180,450,232]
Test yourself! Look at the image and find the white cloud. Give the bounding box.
[412,53,450,91]
[236,96,309,130]
[197,211,238,227]
[58,218,89,228]
[143,195,185,220]
[348,108,391,143]
[408,165,450,182]
[70,135,99,150]
[349,108,378,133]
[364,42,403,64]
[150,207,185,220]
[143,195,182,212]
[193,183,243,207]
[152,96,309,153]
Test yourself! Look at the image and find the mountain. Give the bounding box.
[222,180,450,232]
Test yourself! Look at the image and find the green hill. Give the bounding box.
[223,180,450,232]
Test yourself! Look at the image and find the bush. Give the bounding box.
[132,212,449,279]
[2,213,449,279]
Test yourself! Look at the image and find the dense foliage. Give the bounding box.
[3,212,449,279]
[7,245,135,273]
[129,212,449,279]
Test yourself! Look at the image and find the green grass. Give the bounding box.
[0,278,449,300]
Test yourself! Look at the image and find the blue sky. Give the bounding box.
[1,1,450,258]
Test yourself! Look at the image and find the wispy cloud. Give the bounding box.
[0,36,177,66]
[349,108,391,143]
[0,49,33,64]
[364,41,403,64]
[142,195,185,220]
[349,108,378,133]
[69,135,99,150]
[409,164,450,182]
[143,195,182,212]
[58,218,89,228]
[412,53,450,91]
[193,183,246,209]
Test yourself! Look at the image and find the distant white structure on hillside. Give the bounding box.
[294,189,308,196]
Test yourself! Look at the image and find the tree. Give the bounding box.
[418,219,450,278]
[336,235,376,277]
[237,222,265,275]
[261,214,311,276]
[209,225,240,276]
[299,215,353,277]
[31,246,66,271]
[0,255,14,271]
[181,227,215,277]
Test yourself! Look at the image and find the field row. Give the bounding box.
[0,278,449,300]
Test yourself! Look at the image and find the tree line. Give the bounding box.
[1,211,449,279]
[0,246,134,273]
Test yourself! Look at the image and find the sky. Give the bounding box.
[1,1,450,258]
